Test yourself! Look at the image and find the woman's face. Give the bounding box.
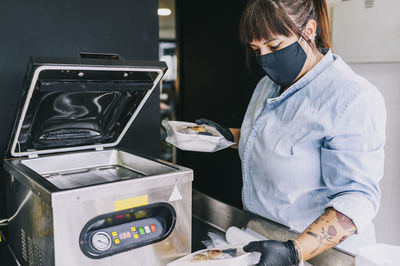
[247,20,323,88]
[248,34,299,56]
[248,20,318,57]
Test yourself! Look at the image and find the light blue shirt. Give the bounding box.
[238,49,386,253]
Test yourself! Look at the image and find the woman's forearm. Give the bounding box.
[295,208,357,261]
[229,128,240,149]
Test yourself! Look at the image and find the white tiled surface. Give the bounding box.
[350,63,400,245]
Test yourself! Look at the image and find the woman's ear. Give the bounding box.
[304,19,317,41]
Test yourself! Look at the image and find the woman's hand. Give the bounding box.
[229,128,241,149]
[244,208,356,265]
[195,118,235,142]
[243,240,299,266]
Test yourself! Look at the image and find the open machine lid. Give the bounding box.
[8,53,167,158]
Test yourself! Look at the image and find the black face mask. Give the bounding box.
[257,41,307,87]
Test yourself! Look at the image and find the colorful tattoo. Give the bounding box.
[307,226,336,254]
[339,235,348,244]
[327,225,337,237]
[336,211,355,230]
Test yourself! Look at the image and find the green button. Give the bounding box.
[139,227,145,235]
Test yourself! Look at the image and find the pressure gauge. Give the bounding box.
[91,231,112,251]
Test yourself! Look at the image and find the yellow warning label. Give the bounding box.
[114,195,148,211]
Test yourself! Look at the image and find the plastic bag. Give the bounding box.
[225,227,267,245]
[169,230,262,266]
[162,120,235,152]
[224,227,313,266]
[169,230,260,266]
[167,246,261,266]
[201,232,230,249]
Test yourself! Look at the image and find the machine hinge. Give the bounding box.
[94,145,104,151]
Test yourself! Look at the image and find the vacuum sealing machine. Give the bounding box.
[3,53,193,266]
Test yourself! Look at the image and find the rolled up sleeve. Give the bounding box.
[321,89,386,233]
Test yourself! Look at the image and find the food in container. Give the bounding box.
[167,246,260,266]
[162,120,235,153]
[179,125,218,136]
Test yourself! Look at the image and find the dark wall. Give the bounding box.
[176,0,264,208]
[0,0,159,218]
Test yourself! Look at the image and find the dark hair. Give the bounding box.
[239,0,331,59]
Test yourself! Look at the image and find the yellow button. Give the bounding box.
[112,231,117,237]
[133,234,139,239]
[131,227,136,232]
[114,239,120,244]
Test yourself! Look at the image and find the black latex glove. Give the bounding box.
[195,118,234,142]
[243,240,299,266]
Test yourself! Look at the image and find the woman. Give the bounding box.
[196,0,386,265]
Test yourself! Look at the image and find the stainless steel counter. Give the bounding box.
[192,190,355,266]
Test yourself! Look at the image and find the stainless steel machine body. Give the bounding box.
[3,54,193,266]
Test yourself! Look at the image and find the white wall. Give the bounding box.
[350,63,400,245]
[332,0,400,63]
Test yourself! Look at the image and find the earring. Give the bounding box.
[310,33,317,41]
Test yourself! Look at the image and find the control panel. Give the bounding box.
[90,217,163,252]
[79,202,176,259]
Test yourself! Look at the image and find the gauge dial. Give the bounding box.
[91,232,112,251]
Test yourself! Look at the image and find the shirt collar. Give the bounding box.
[267,49,335,105]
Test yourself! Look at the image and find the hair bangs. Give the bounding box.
[239,0,296,45]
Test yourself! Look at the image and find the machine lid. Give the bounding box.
[8,53,167,158]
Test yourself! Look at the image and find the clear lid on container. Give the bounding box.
[7,53,167,157]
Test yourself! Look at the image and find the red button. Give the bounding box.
[150,224,156,232]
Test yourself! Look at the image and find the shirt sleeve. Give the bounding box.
[321,88,386,233]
